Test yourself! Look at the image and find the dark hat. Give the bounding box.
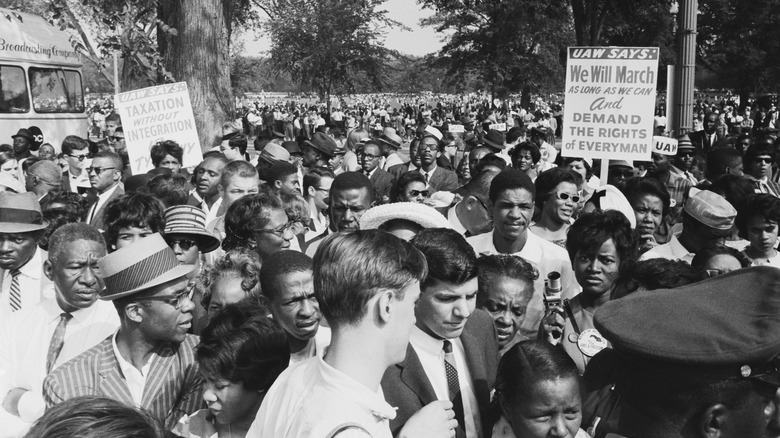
[125,173,155,193]
[98,233,195,300]
[482,129,506,150]
[304,132,337,158]
[282,141,301,155]
[595,266,780,385]
[11,128,33,141]
[529,126,548,137]
[28,126,43,151]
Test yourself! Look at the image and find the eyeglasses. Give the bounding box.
[314,187,330,193]
[166,238,198,251]
[678,151,695,158]
[136,287,193,310]
[555,192,581,203]
[256,221,295,239]
[756,157,773,164]
[86,166,117,175]
[359,152,381,160]
[408,190,430,197]
[109,136,123,141]
[67,153,89,161]
[612,169,635,178]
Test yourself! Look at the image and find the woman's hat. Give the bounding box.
[0,192,49,233]
[359,202,453,231]
[163,205,221,253]
[99,233,195,300]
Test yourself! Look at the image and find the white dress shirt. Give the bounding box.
[0,248,51,318]
[0,295,118,433]
[409,327,482,438]
[640,235,695,264]
[112,330,152,406]
[67,170,90,193]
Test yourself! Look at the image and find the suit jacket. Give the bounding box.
[388,162,412,180]
[366,168,395,203]
[86,184,124,232]
[43,334,203,430]
[60,171,71,193]
[688,130,724,154]
[381,310,500,438]
[425,166,460,192]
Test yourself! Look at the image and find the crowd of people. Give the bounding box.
[0,92,778,438]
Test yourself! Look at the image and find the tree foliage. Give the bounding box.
[697,0,780,102]
[419,0,573,99]
[257,0,402,108]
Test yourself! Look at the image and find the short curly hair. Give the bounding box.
[150,140,184,167]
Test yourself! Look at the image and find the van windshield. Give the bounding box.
[0,65,30,113]
[28,67,85,113]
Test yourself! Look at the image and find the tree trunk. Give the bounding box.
[158,0,234,152]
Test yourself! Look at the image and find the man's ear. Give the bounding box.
[125,302,144,324]
[376,289,395,325]
[274,180,283,190]
[699,403,727,438]
[43,259,54,282]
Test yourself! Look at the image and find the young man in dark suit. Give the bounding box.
[360,140,395,203]
[382,228,499,438]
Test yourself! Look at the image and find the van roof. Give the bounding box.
[0,8,83,66]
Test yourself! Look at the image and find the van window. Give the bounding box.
[0,65,30,113]
[28,67,85,113]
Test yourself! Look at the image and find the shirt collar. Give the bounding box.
[98,183,119,200]
[17,246,42,279]
[410,325,445,355]
[447,203,468,235]
[315,356,397,421]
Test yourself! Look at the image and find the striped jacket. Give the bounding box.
[43,334,203,429]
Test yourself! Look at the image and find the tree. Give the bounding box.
[570,0,674,47]
[697,0,780,107]
[419,0,572,101]
[257,0,402,111]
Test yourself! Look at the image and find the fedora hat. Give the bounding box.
[258,143,291,165]
[11,128,33,141]
[483,129,506,150]
[99,233,195,300]
[304,132,337,158]
[0,192,48,233]
[163,205,221,253]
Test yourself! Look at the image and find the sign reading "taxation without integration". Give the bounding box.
[561,47,659,162]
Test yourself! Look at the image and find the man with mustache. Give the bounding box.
[43,233,203,429]
[0,223,118,435]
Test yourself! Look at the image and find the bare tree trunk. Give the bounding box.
[159,0,234,152]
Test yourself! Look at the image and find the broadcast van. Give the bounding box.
[0,8,87,149]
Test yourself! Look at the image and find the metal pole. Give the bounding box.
[672,0,697,136]
[113,51,120,94]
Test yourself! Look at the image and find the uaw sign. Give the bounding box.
[114,82,203,175]
[561,47,659,162]
[653,136,678,156]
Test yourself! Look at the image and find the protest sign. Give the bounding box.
[114,82,203,175]
[561,47,659,162]
[653,136,678,156]
[489,123,507,132]
[449,124,465,133]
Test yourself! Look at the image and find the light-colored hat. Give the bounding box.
[359,202,453,230]
[258,143,291,165]
[423,125,443,141]
[377,131,403,150]
[98,233,195,300]
[0,173,25,194]
[588,185,636,229]
[163,205,221,253]
[0,192,48,233]
[684,190,736,230]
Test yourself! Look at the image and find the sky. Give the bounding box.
[240,0,445,58]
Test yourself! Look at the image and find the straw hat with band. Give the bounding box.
[99,233,195,300]
[0,192,49,233]
[359,202,453,231]
[163,205,221,253]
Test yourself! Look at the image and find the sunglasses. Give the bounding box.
[408,190,430,197]
[555,192,581,203]
[756,157,773,164]
[166,238,198,251]
[86,166,117,175]
[67,153,89,161]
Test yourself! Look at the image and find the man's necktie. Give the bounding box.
[9,269,21,312]
[424,172,430,184]
[443,340,465,429]
[46,312,73,374]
